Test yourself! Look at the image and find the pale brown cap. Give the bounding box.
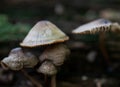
[37,61,57,75]
[1,47,38,70]
[72,19,112,34]
[20,21,69,47]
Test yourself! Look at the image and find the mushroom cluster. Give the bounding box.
[1,20,70,87]
[20,21,70,87]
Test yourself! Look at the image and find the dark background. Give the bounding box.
[0,0,120,87]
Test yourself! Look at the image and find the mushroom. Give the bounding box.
[20,20,69,47]
[37,61,57,87]
[1,47,38,71]
[1,48,42,87]
[72,19,120,34]
[20,20,70,87]
[39,44,70,87]
[39,44,70,66]
[72,18,120,69]
[37,61,57,76]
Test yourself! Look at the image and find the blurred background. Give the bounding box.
[0,0,120,87]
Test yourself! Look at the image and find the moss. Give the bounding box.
[0,15,31,41]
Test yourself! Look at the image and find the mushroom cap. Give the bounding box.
[20,21,69,47]
[72,19,112,34]
[1,56,23,70]
[1,47,38,70]
[9,47,23,56]
[37,61,57,75]
[39,44,70,66]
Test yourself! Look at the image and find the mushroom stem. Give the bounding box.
[99,33,111,65]
[44,75,49,87]
[44,74,47,83]
[21,69,43,87]
[51,75,56,87]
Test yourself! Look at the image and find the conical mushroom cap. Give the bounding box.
[20,21,69,47]
[72,19,112,34]
[37,61,57,75]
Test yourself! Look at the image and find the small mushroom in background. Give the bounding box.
[100,9,120,22]
[72,18,120,72]
[86,50,97,63]
[20,20,70,87]
[1,47,38,71]
[54,3,64,15]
